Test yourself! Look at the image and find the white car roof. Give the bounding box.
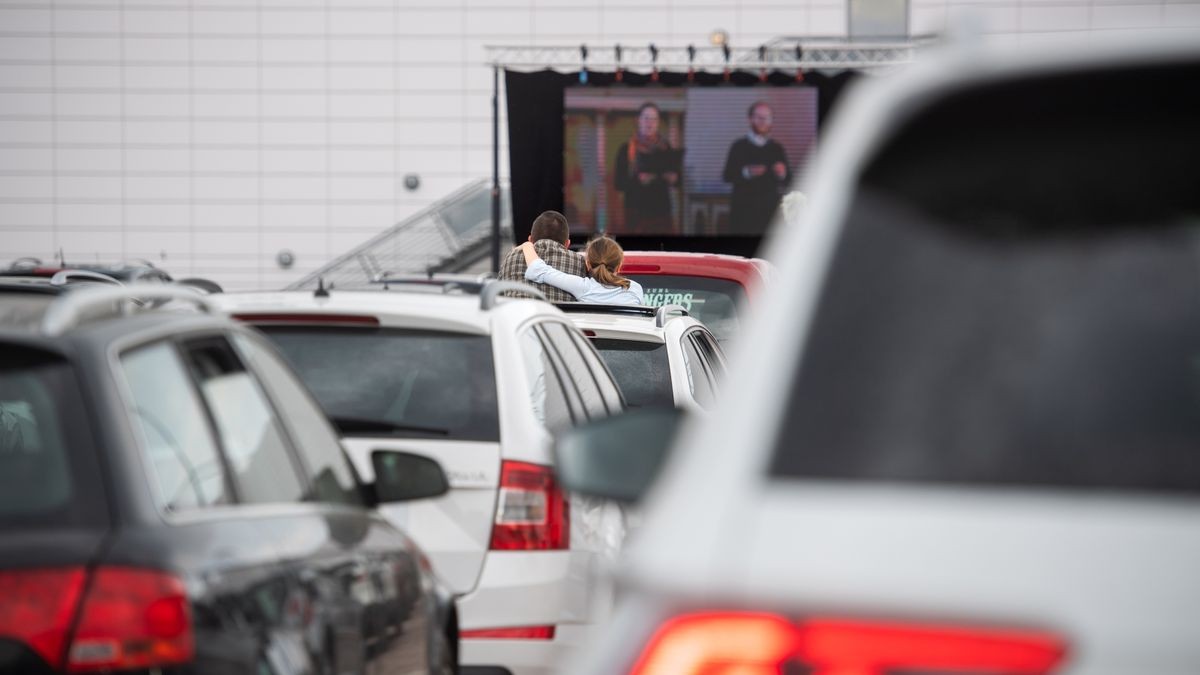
[210,287,561,335]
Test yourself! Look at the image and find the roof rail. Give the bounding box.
[40,284,216,337]
[480,281,546,310]
[554,302,657,318]
[50,269,123,286]
[176,277,224,294]
[553,302,689,327]
[654,304,690,327]
[7,257,42,271]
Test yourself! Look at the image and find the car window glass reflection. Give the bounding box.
[119,342,229,510]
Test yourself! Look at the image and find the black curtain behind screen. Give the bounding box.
[505,68,859,256]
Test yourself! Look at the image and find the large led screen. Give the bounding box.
[564,86,818,237]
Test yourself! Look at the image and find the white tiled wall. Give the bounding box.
[1,0,1197,289]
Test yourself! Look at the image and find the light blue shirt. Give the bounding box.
[525,259,645,305]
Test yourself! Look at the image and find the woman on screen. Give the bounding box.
[613,102,681,234]
[519,236,644,306]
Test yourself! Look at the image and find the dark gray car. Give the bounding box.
[0,282,458,675]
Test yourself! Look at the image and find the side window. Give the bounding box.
[119,342,229,511]
[681,337,716,410]
[518,327,575,431]
[692,331,726,381]
[232,333,362,506]
[541,322,608,420]
[181,336,306,504]
[567,329,624,413]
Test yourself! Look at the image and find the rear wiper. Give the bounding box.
[330,416,450,436]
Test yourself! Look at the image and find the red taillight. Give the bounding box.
[233,313,380,326]
[461,625,556,640]
[489,460,568,551]
[630,612,1067,675]
[67,567,192,673]
[0,566,192,672]
[0,567,89,669]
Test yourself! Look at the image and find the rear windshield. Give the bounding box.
[627,275,744,343]
[0,346,105,528]
[260,327,501,442]
[590,339,673,409]
[771,65,1200,494]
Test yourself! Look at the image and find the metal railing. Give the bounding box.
[287,179,512,291]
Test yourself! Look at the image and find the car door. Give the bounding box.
[231,330,438,674]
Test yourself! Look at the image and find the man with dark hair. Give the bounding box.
[722,100,791,235]
[498,210,586,302]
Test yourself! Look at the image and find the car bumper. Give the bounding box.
[457,551,610,674]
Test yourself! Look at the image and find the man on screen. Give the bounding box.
[614,102,681,234]
[722,101,791,234]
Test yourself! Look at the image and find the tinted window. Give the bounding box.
[182,336,306,504]
[628,274,744,342]
[232,333,362,506]
[121,342,230,511]
[0,347,105,527]
[692,331,726,380]
[541,323,608,419]
[519,328,575,431]
[681,338,715,410]
[591,339,673,409]
[261,327,501,442]
[569,330,624,413]
[773,64,1200,492]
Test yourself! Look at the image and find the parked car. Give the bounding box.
[1,258,175,284]
[213,280,627,675]
[556,303,726,413]
[557,38,1200,675]
[619,251,773,343]
[0,282,457,675]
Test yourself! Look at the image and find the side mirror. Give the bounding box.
[554,408,683,503]
[371,450,450,503]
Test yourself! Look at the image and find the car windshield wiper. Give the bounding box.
[330,416,450,436]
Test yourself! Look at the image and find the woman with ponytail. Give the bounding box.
[519,236,644,306]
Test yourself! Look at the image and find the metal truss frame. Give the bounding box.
[485,38,929,73]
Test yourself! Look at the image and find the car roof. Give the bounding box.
[621,251,770,291]
[0,283,235,348]
[211,287,560,335]
[556,303,706,344]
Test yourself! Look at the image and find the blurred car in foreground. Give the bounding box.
[557,39,1200,674]
[556,303,726,413]
[214,280,626,675]
[0,282,457,674]
[620,251,772,343]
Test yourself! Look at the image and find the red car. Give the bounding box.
[620,251,773,343]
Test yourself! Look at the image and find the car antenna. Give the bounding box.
[314,277,330,298]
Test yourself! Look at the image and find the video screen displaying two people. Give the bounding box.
[565,87,817,237]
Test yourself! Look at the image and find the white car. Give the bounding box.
[212,281,625,675]
[558,38,1200,675]
[556,303,726,414]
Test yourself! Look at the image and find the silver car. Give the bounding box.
[558,37,1200,675]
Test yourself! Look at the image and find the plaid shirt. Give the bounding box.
[498,239,587,302]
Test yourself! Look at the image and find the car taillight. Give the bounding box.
[629,612,1067,675]
[490,460,568,550]
[461,625,556,640]
[67,567,193,673]
[0,566,192,673]
[0,567,89,669]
